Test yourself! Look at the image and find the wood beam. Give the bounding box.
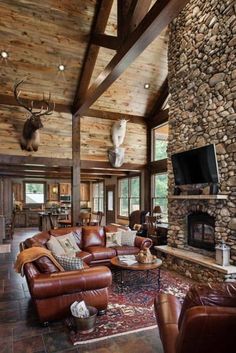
[73,0,189,117]
[0,95,71,113]
[150,159,167,174]
[73,0,114,110]
[80,160,144,172]
[72,115,81,226]
[125,0,152,35]
[148,109,169,129]
[86,108,146,124]
[148,77,169,118]
[117,0,133,41]
[0,154,72,167]
[91,34,120,50]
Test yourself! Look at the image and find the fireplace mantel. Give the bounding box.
[169,195,228,200]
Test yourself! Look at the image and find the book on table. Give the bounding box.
[118,255,137,265]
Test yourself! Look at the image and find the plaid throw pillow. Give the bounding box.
[54,255,84,271]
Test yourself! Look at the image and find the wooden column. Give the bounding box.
[72,115,81,226]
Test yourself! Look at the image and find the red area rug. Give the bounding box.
[66,269,196,345]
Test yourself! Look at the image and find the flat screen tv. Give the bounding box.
[171,144,219,186]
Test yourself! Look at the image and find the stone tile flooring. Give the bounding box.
[0,228,164,353]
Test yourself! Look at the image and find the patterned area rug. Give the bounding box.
[0,244,11,253]
[66,269,196,345]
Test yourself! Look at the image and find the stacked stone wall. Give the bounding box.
[168,0,236,263]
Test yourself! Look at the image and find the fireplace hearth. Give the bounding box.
[187,212,215,251]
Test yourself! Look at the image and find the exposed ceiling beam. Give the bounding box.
[80,160,144,172]
[73,0,114,110]
[117,0,133,42]
[125,0,152,35]
[72,0,189,117]
[148,77,169,118]
[148,109,169,129]
[86,108,146,124]
[91,34,120,50]
[0,94,71,113]
[0,154,72,167]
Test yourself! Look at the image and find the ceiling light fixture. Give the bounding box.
[1,50,8,59]
[58,64,65,71]
[144,83,150,89]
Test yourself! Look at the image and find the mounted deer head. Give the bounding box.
[13,79,55,152]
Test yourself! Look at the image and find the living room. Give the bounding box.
[0,0,236,352]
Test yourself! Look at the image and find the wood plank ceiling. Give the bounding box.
[0,0,189,179]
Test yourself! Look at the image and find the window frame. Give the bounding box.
[92,181,104,213]
[24,181,46,206]
[151,172,168,222]
[118,175,141,219]
[151,122,169,162]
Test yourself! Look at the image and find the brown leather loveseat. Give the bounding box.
[154,282,236,353]
[21,225,152,324]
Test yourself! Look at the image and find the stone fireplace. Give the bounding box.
[187,211,215,251]
[156,0,236,282]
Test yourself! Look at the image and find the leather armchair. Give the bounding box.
[154,283,236,353]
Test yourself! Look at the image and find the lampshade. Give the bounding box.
[52,186,58,194]
[153,205,162,214]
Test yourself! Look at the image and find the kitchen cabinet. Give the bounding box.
[14,210,40,227]
[48,183,59,201]
[59,183,71,195]
[80,182,90,201]
[12,182,23,202]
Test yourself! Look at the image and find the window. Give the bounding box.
[152,173,168,221]
[25,182,45,204]
[152,123,169,161]
[118,176,140,217]
[92,182,104,212]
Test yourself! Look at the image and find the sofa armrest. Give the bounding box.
[154,293,182,353]
[30,266,112,299]
[135,235,152,249]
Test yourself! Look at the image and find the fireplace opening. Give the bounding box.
[187,212,215,251]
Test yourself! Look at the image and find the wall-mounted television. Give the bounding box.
[171,144,219,186]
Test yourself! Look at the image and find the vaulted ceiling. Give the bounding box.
[0,0,189,179]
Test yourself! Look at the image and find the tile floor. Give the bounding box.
[0,228,164,353]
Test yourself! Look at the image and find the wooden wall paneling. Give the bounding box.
[73,0,190,117]
[80,182,90,201]
[12,182,23,202]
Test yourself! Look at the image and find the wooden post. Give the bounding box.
[72,115,81,226]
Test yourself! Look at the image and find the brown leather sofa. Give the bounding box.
[21,225,152,324]
[154,283,236,353]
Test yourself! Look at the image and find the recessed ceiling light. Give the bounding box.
[58,64,65,71]
[144,83,150,89]
[1,51,8,59]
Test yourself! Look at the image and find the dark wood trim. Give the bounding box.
[0,95,71,113]
[0,154,72,167]
[125,0,152,35]
[91,33,120,50]
[148,109,169,129]
[72,115,81,226]
[86,108,146,124]
[117,0,133,42]
[80,160,145,171]
[150,159,168,174]
[73,0,189,117]
[72,0,114,111]
[148,77,169,118]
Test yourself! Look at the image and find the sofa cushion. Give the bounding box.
[33,256,60,274]
[50,227,82,248]
[106,231,122,247]
[46,235,66,256]
[115,246,140,256]
[57,233,81,256]
[54,255,84,271]
[82,226,105,248]
[76,251,93,264]
[178,283,236,329]
[86,246,116,261]
[120,230,137,246]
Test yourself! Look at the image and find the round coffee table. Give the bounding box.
[110,256,162,291]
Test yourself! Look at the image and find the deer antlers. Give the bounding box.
[13,79,55,117]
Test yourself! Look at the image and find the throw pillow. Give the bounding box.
[54,255,84,271]
[120,230,137,246]
[106,232,122,247]
[46,235,66,256]
[57,233,81,256]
